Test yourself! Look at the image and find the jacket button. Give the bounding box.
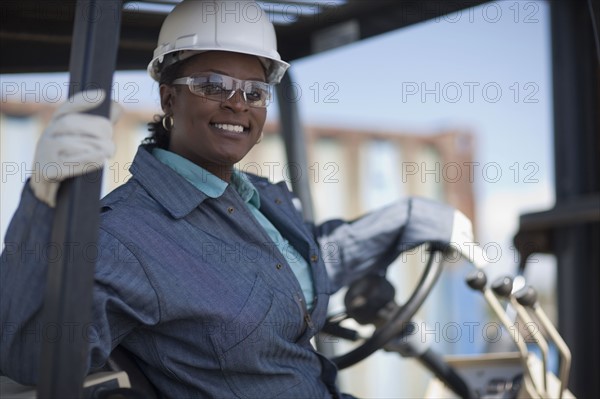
[310,254,318,263]
[274,198,282,205]
[275,263,283,270]
[227,207,234,214]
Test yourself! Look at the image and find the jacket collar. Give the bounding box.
[129,145,210,219]
[247,176,312,255]
[130,146,308,235]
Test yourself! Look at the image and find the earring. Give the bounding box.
[162,115,174,131]
[256,132,263,144]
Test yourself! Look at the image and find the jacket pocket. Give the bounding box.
[209,275,302,398]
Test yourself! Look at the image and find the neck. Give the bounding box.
[205,163,233,183]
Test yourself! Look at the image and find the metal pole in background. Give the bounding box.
[276,71,343,357]
[276,72,315,223]
[549,0,600,397]
[37,1,122,397]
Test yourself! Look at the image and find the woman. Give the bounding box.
[0,1,480,397]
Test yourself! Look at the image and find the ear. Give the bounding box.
[159,84,176,114]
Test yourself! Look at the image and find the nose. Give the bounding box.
[222,89,249,112]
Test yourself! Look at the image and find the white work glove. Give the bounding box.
[30,89,122,207]
[449,210,488,268]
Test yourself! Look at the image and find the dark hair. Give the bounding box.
[143,58,191,149]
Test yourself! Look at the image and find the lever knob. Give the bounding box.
[515,285,538,307]
[465,270,487,291]
[491,276,514,298]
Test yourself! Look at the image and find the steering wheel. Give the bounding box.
[326,244,446,370]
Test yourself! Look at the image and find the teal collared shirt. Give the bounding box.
[153,148,314,309]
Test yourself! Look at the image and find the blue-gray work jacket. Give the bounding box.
[0,145,455,398]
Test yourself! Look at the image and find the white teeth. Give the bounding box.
[213,123,245,133]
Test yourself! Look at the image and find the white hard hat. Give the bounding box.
[148,0,290,84]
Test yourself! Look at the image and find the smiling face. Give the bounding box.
[160,51,267,181]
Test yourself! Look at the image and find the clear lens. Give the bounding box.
[242,81,271,107]
[174,73,271,108]
[191,74,227,97]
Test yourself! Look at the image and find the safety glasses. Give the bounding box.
[172,73,272,108]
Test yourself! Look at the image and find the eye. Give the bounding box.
[246,89,265,102]
[198,82,226,96]
[245,82,269,103]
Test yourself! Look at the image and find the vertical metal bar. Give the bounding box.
[37,1,122,397]
[549,0,600,397]
[275,72,315,222]
[276,72,339,356]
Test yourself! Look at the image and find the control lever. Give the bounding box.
[492,276,549,397]
[465,270,542,398]
[385,321,475,399]
[515,285,572,399]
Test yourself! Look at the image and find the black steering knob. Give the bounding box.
[344,274,396,325]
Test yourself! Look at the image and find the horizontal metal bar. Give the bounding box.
[518,193,600,232]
